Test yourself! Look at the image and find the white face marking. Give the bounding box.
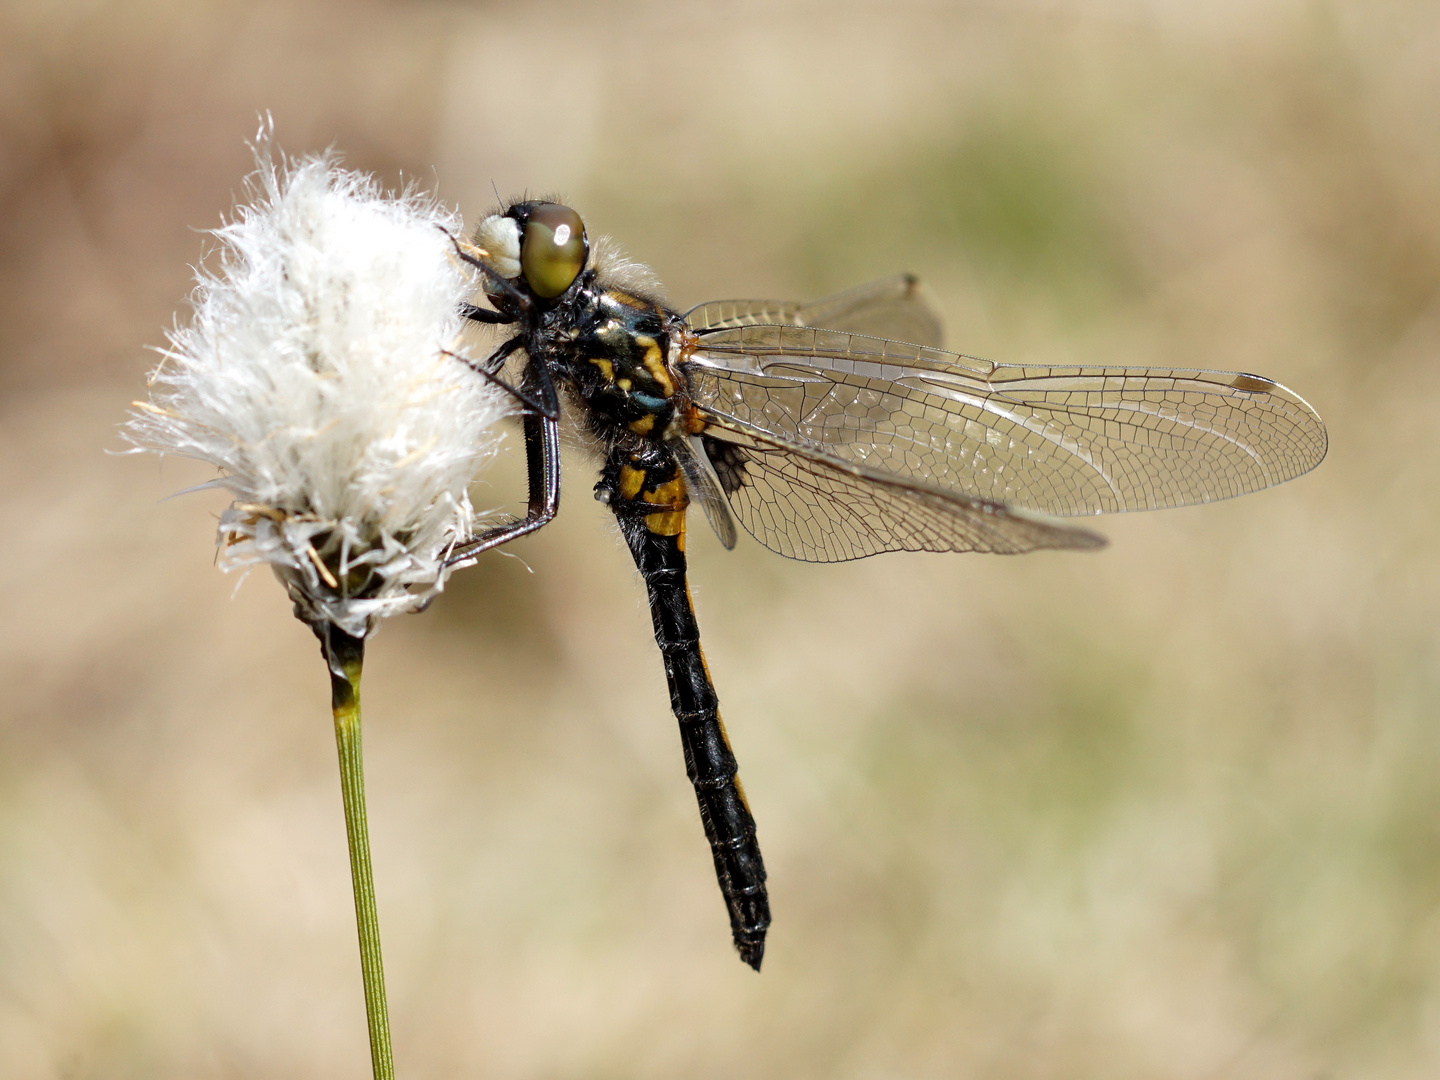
[553,223,571,246]
[475,214,521,279]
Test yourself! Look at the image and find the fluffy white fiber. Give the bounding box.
[128,134,509,636]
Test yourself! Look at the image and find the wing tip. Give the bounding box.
[1063,526,1109,552]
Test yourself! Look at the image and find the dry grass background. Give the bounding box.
[2,0,1438,1076]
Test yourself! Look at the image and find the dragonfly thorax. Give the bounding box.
[541,281,691,447]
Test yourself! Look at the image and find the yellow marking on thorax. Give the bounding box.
[606,290,646,309]
[589,356,615,382]
[635,334,676,397]
[629,414,656,435]
[682,403,709,436]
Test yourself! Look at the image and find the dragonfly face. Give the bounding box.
[448,201,1328,969]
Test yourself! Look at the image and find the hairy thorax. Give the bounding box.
[540,278,698,450]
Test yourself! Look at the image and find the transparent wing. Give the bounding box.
[682,324,1327,518]
[698,424,1104,562]
[674,435,738,549]
[683,274,944,348]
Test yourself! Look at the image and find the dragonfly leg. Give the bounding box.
[445,362,561,568]
[448,337,558,420]
[459,302,515,326]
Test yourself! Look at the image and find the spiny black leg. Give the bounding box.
[445,361,561,567]
[460,302,515,326]
[447,338,558,420]
[478,335,522,375]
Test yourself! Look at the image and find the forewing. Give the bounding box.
[683,274,944,348]
[683,325,1327,517]
[699,424,1104,562]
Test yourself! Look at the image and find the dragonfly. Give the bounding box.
[445,201,1327,970]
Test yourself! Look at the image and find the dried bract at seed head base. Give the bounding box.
[127,129,508,638]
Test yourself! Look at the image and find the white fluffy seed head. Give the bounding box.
[127,130,510,637]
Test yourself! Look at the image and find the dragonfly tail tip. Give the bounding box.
[737,936,765,971]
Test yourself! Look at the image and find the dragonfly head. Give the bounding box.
[474,201,589,304]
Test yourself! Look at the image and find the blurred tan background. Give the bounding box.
[2,0,1436,1076]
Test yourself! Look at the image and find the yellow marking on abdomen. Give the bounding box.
[644,509,686,537]
[643,476,687,509]
[619,465,646,500]
[731,772,752,812]
[644,476,689,540]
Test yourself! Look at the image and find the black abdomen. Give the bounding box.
[601,444,771,969]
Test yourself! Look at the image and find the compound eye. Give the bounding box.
[520,203,587,298]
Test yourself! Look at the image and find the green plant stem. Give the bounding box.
[323,625,395,1080]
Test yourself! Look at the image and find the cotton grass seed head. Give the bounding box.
[127,132,508,637]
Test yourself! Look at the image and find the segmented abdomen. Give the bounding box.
[604,445,770,969]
